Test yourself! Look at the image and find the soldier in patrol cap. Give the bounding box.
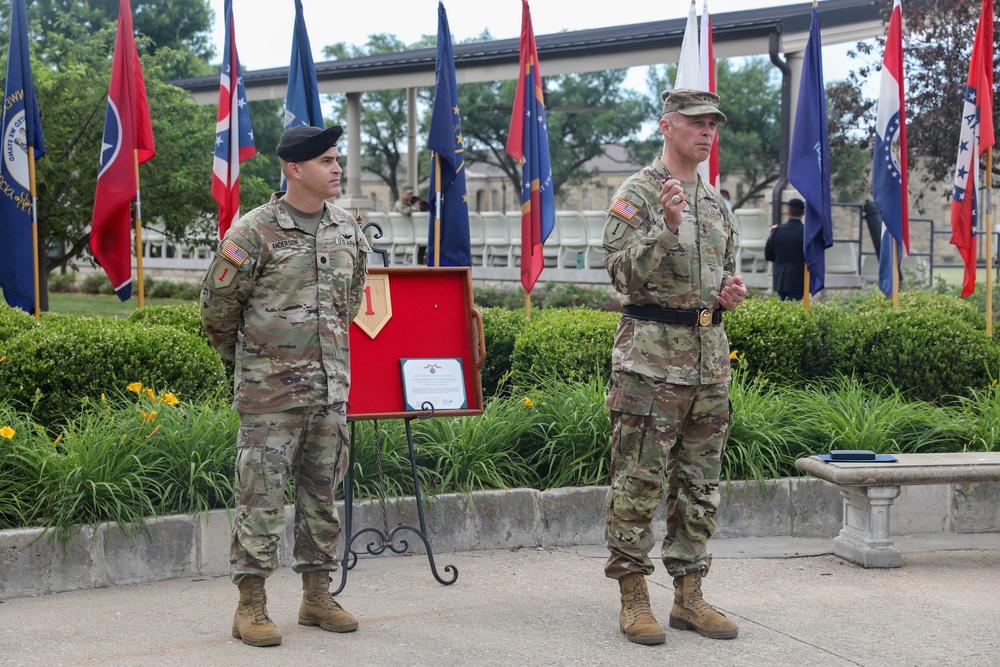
[201,123,371,647]
[601,88,747,646]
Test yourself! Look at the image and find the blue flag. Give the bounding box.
[281,0,323,189]
[787,4,833,296]
[426,1,470,267]
[0,0,45,314]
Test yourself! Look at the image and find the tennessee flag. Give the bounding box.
[505,0,554,295]
[949,0,994,298]
[89,0,155,302]
[212,0,256,238]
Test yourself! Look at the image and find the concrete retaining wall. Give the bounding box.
[2,479,998,599]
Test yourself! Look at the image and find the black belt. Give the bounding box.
[622,304,722,327]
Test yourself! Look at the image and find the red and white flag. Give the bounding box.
[212,0,256,239]
[89,0,155,301]
[699,0,719,188]
[949,0,994,298]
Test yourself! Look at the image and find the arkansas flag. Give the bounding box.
[949,0,994,298]
[89,0,155,301]
[213,0,256,238]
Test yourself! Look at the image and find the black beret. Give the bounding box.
[276,124,343,162]
[788,198,806,213]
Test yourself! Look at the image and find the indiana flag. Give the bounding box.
[280,0,322,190]
[506,0,554,294]
[212,0,256,239]
[89,0,155,302]
[426,1,471,267]
[870,0,908,298]
[0,0,45,314]
[949,0,994,298]
[788,2,833,296]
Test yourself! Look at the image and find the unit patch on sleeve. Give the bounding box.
[220,240,249,266]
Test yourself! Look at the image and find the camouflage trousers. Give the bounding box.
[230,403,349,584]
[604,372,730,580]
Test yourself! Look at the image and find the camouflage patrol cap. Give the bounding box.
[661,88,727,124]
[276,124,343,161]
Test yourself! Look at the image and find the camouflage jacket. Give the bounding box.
[602,157,736,385]
[200,193,371,413]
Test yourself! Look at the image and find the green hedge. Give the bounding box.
[480,294,999,403]
[0,314,227,426]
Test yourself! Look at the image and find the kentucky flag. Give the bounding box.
[948,0,994,298]
[426,1,471,267]
[212,0,256,239]
[870,0,909,297]
[280,0,323,190]
[788,3,833,296]
[0,0,45,314]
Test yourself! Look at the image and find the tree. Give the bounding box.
[831,0,1000,211]
[25,0,215,78]
[3,23,269,308]
[322,34,431,205]
[460,70,649,203]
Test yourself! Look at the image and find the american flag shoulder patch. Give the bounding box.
[609,198,639,221]
[220,240,249,266]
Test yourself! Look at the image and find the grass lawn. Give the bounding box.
[46,293,194,318]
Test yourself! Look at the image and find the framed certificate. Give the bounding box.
[400,358,467,412]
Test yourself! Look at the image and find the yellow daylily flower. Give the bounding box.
[730,350,739,360]
[0,426,14,439]
[0,355,6,363]
[162,393,179,406]
[54,434,63,445]
[146,388,155,401]
[140,410,158,423]
[523,397,534,408]
[148,424,162,438]
[127,382,143,394]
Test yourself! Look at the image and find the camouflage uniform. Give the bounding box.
[201,193,370,584]
[602,157,737,580]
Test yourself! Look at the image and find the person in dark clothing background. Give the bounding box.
[764,198,806,301]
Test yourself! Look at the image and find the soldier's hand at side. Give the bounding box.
[716,275,747,311]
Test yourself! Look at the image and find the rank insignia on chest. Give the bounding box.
[220,240,249,266]
[610,198,639,220]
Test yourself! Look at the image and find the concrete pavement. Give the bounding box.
[2,534,999,667]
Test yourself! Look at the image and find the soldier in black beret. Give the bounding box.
[201,120,370,647]
[276,124,343,162]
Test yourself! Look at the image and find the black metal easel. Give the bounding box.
[331,220,458,595]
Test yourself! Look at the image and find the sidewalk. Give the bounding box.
[2,534,998,667]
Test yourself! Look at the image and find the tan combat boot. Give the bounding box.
[232,575,282,647]
[668,570,738,639]
[298,569,359,633]
[617,573,666,645]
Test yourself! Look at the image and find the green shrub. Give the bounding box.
[723,298,821,383]
[81,273,115,295]
[0,304,37,345]
[834,306,1000,403]
[0,317,227,426]
[512,308,618,384]
[147,279,200,300]
[127,302,205,340]
[47,272,77,293]
[481,307,528,397]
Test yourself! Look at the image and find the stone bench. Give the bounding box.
[794,452,1000,568]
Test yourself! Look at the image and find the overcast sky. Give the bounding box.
[205,0,877,94]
